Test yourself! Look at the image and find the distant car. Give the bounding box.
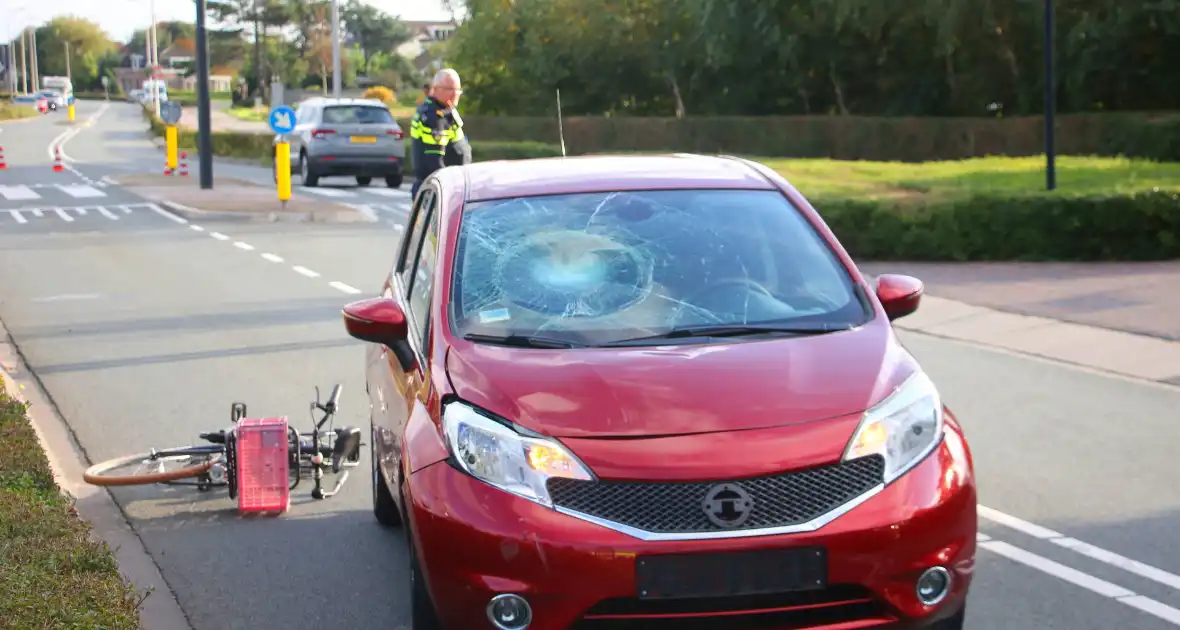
[273,96,405,189]
[12,95,49,114]
[341,154,977,630]
[128,89,145,102]
[36,90,64,110]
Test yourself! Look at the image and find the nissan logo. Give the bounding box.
[701,483,754,528]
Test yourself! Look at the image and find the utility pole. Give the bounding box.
[30,27,38,91]
[195,0,214,188]
[150,0,160,119]
[1043,0,1056,191]
[331,0,341,96]
[64,41,71,80]
[19,29,27,93]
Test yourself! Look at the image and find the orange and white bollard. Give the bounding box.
[52,147,64,172]
[179,152,189,177]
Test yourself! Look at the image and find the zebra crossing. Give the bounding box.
[299,187,409,200]
[3,202,166,225]
[0,183,112,203]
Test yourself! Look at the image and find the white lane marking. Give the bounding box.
[364,188,410,198]
[261,253,284,263]
[147,203,188,224]
[980,540,1180,626]
[303,187,354,197]
[210,232,229,241]
[74,207,88,216]
[329,281,362,294]
[31,293,100,302]
[57,184,106,198]
[97,206,119,220]
[234,241,254,251]
[189,225,205,232]
[0,185,40,200]
[348,204,379,221]
[56,102,110,163]
[980,505,1180,592]
[118,205,133,214]
[292,265,320,278]
[8,210,26,224]
[32,209,43,217]
[53,208,74,222]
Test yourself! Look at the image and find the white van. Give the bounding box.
[140,79,169,103]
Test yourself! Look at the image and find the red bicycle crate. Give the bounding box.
[235,417,290,514]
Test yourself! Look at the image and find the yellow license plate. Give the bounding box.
[350,136,377,143]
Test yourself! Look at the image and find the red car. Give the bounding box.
[342,154,977,630]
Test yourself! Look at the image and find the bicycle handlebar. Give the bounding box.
[325,384,342,413]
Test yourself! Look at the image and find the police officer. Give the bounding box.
[410,68,471,199]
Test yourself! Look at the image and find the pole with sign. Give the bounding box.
[160,101,182,171]
[269,105,296,205]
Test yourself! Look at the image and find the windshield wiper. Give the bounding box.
[600,322,854,346]
[463,333,586,349]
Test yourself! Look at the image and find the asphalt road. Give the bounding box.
[2,101,1180,630]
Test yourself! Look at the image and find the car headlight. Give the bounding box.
[842,370,944,484]
[441,400,594,507]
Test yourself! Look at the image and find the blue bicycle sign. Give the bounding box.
[268,105,297,134]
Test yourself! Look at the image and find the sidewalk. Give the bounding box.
[178,104,269,134]
[860,261,1180,386]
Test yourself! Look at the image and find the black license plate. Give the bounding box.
[635,546,827,600]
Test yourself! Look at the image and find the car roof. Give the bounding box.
[299,96,386,107]
[457,154,777,202]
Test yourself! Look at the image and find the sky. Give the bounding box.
[4,0,458,43]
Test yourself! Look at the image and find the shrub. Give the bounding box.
[362,86,397,108]
[815,189,1180,261]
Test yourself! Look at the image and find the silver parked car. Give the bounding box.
[273,96,406,188]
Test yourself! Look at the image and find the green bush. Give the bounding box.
[815,190,1180,261]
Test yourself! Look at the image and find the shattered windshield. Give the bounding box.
[449,189,870,346]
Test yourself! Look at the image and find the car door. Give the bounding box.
[373,185,439,485]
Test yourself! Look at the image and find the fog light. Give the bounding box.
[487,593,532,630]
[916,566,952,606]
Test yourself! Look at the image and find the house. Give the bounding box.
[396,19,458,71]
[113,36,233,94]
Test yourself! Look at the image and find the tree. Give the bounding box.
[341,0,413,69]
[34,17,117,90]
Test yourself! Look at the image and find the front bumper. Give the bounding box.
[405,421,977,630]
[305,155,403,177]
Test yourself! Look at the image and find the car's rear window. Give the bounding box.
[322,105,394,124]
[448,189,870,345]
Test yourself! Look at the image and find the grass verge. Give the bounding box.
[0,104,40,121]
[0,376,142,629]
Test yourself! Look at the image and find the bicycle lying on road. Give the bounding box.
[82,384,362,512]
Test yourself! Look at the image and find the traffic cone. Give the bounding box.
[165,159,173,175]
[52,147,64,172]
[179,152,188,177]
[0,146,6,170]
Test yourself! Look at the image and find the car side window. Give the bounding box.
[399,189,435,291]
[407,209,438,348]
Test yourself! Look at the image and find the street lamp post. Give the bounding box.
[1043,0,1056,191]
[195,0,214,188]
[150,0,160,119]
[30,27,38,92]
[330,0,341,96]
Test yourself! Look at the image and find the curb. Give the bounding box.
[0,115,39,125]
[160,199,378,224]
[0,318,193,630]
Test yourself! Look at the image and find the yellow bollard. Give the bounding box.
[276,142,291,202]
[165,125,178,171]
[67,104,76,122]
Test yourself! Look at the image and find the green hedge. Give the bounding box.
[815,190,1180,261]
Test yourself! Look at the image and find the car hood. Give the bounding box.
[444,320,921,439]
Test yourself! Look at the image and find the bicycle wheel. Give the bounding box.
[83,445,225,487]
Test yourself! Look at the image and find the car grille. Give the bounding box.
[547,455,885,534]
[571,584,897,629]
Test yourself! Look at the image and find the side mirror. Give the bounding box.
[342,297,418,371]
[875,274,923,321]
[342,296,410,346]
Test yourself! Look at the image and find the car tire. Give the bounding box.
[406,488,443,630]
[300,152,319,187]
[385,174,403,189]
[356,176,372,187]
[371,424,402,527]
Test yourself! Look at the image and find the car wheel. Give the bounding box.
[406,489,443,630]
[385,173,403,189]
[300,152,319,187]
[356,176,372,187]
[371,424,402,527]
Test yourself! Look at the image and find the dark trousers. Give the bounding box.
[411,178,422,201]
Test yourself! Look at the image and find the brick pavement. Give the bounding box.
[859,261,1180,341]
